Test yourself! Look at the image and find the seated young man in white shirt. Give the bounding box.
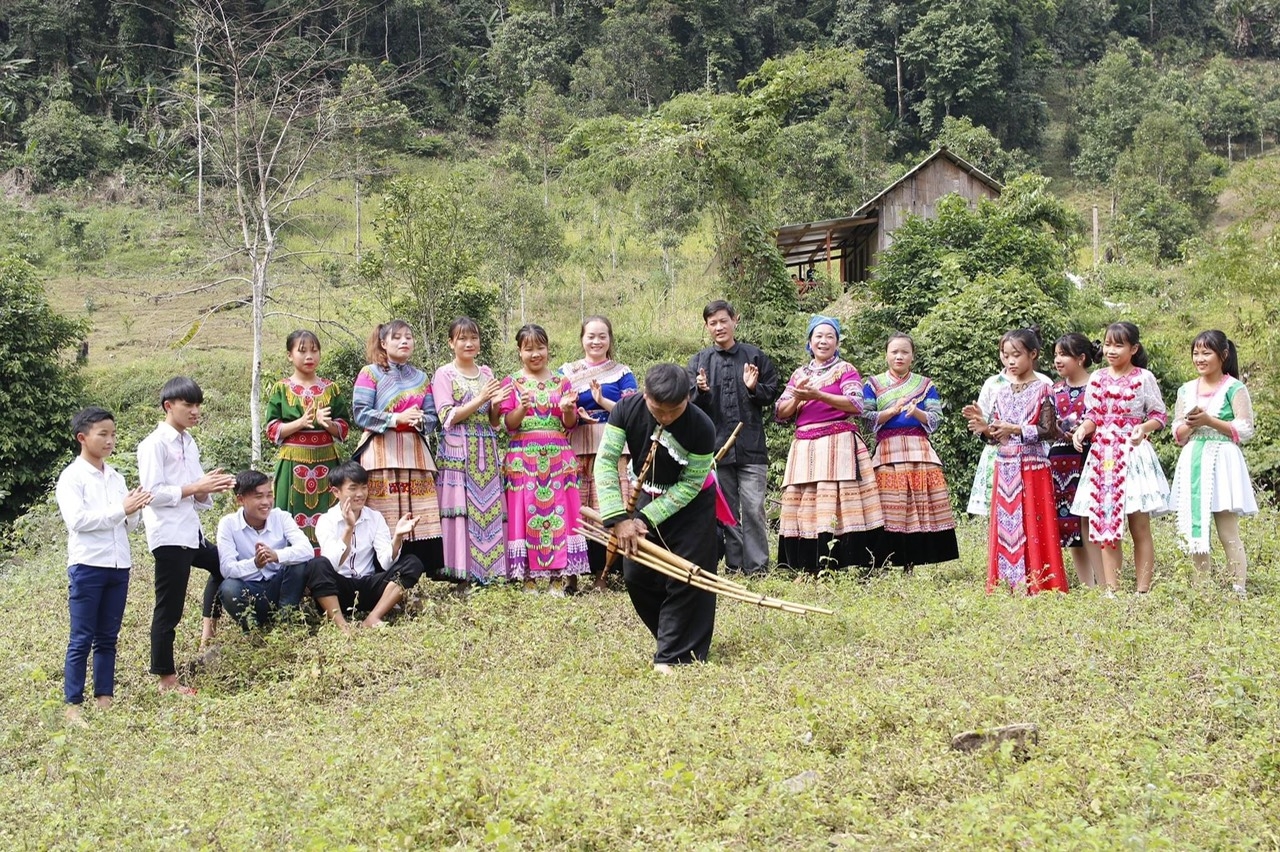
[310,461,425,632]
[215,470,325,631]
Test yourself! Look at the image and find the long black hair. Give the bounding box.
[1104,321,1148,370]
[1055,333,1102,368]
[1191,329,1240,379]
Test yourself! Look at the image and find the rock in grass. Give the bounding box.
[950,723,1039,755]
[781,770,820,793]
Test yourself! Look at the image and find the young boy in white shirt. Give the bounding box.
[56,407,152,723]
[215,470,324,631]
[137,377,235,694]
[311,461,424,633]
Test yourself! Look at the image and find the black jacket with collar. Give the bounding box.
[686,341,780,466]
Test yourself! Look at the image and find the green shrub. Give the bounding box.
[19,101,122,189]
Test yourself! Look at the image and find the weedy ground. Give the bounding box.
[2,500,1277,850]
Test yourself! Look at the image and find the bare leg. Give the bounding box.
[1069,547,1094,587]
[315,594,353,635]
[200,616,218,648]
[361,583,405,627]
[1081,520,1102,586]
[1130,512,1154,593]
[1215,512,1247,592]
[1100,543,1123,593]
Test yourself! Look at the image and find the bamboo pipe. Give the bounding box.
[715,422,745,464]
[578,508,834,615]
[577,524,825,614]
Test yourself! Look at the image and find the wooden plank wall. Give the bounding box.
[875,159,1000,254]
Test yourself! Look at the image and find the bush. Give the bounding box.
[0,256,87,522]
[19,101,123,189]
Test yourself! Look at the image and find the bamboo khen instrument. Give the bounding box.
[599,425,664,583]
[714,421,745,464]
[578,506,833,616]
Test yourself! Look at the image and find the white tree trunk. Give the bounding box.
[250,255,267,464]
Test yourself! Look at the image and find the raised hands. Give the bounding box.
[589,378,605,406]
[961,403,987,435]
[253,541,279,568]
[482,378,504,403]
[696,367,709,393]
[122,486,152,515]
[742,362,760,391]
[196,468,236,496]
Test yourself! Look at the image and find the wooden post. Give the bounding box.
[1092,206,1099,268]
[825,229,832,277]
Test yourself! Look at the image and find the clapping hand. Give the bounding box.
[394,513,421,538]
[482,378,504,403]
[254,541,279,568]
[1128,426,1148,446]
[696,367,709,392]
[961,403,986,434]
[792,377,820,401]
[589,379,605,406]
[314,404,332,430]
[743,363,760,391]
[122,487,152,515]
[396,406,426,429]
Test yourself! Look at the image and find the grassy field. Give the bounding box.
[2,496,1278,849]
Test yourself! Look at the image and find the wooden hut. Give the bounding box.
[776,148,1001,287]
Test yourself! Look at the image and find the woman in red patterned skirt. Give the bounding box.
[964,329,1068,595]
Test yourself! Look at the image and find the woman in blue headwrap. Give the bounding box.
[774,316,884,573]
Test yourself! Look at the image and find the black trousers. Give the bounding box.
[307,554,425,617]
[623,559,716,665]
[150,542,222,676]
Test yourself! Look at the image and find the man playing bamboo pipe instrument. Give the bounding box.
[596,363,718,674]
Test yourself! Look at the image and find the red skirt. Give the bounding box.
[986,460,1069,595]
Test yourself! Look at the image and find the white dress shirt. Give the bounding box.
[55,457,140,569]
[216,508,315,582]
[315,505,394,579]
[137,421,213,549]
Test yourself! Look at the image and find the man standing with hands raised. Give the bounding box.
[687,300,780,575]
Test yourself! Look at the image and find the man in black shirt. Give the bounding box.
[686,300,780,575]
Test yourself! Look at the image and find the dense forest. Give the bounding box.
[3,0,1280,519]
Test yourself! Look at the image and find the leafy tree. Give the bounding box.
[178,1,413,464]
[19,100,123,188]
[1071,39,1159,182]
[1194,54,1258,160]
[489,12,575,108]
[931,115,1030,182]
[914,269,1068,498]
[365,174,501,364]
[0,255,85,522]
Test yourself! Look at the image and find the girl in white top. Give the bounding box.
[1168,330,1257,596]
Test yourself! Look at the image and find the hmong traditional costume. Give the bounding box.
[863,371,958,567]
[1047,382,1088,548]
[562,358,637,573]
[499,374,590,579]
[1168,377,1258,553]
[985,380,1069,594]
[775,358,883,573]
[968,371,1053,515]
[597,394,717,664]
[1069,368,1170,547]
[351,362,443,553]
[265,376,349,545]
[431,363,506,582]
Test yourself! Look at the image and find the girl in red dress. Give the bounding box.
[964,329,1069,595]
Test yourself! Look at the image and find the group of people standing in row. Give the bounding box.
[53,298,1257,717]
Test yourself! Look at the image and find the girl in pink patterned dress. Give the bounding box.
[500,324,591,594]
[1070,322,1169,595]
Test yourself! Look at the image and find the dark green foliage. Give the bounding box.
[870,174,1079,330]
[19,100,123,188]
[914,270,1067,500]
[0,256,86,521]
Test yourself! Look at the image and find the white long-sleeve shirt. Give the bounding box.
[215,508,315,581]
[315,505,395,579]
[137,421,213,549]
[55,457,141,569]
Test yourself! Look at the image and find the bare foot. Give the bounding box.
[95,696,112,711]
[652,663,675,676]
[360,616,387,629]
[64,705,88,727]
[158,676,197,696]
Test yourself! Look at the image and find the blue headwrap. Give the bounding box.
[806,315,842,357]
